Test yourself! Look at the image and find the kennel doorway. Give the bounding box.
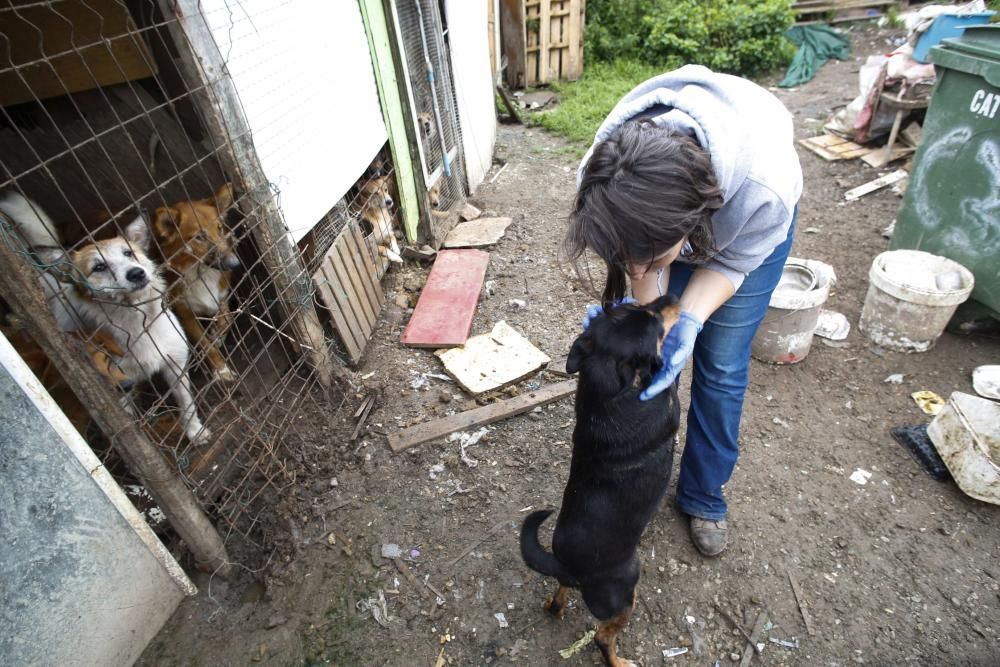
[0,0,348,570]
[390,0,468,237]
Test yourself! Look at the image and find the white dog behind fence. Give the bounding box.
[0,191,210,445]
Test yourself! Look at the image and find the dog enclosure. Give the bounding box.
[391,0,468,233]
[0,0,402,571]
[0,0,495,591]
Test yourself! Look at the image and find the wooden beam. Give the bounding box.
[360,0,425,243]
[387,380,577,452]
[499,0,526,89]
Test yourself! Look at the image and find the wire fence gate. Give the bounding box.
[0,0,401,568]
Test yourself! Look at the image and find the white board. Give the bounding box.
[444,0,496,192]
[201,0,388,241]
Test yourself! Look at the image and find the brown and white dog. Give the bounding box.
[359,175,402,265]
[0,191,211,445]
[151,184,240,383]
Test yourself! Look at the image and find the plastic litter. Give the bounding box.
[494,612,509,628]
[912,390,946,415]
[890,424,950,480]
[558,630,596,659]
[814,310,850,340]
[663,647,689,658]
[850,468,872,485]
[972,365,1000,400]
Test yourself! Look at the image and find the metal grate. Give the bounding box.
[0,0,348,562]
[393,0,466,215]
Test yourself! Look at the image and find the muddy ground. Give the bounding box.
[141,27,1000,667]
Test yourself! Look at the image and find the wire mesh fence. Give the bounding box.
[393,0,466,215]
[0,0,365,558]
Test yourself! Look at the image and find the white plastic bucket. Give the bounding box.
[751,260,831,364]
[859,250,974,352]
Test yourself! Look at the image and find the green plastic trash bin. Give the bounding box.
[891,25,1000,323]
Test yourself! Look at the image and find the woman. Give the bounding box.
[568,65,802,557]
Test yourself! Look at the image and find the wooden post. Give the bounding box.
[359,0,425,243]
[0,239,232,577]
[159,0,338,388]
[499,0,525,89]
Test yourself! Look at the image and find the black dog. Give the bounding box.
[520,295,682,667]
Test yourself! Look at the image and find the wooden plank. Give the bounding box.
[793,0,896,14]
[0,0,157,106]
[361,0,428,242]
[348,222,386,307]
[401,249,490,348]
[435,321,551,394]
[798,135,873,161]
[500,0,526,89]
[313,255,364,362]
[860,145,915,168]
[538,0,551,85]
[739,611,769,667]
[330,236,376,332]
[387,380,577,452]
[844,169,908,201]
[344,222,385,321]
[322,256,365,359]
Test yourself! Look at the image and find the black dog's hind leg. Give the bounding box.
[544,584,571,619]
[594,590,636,667]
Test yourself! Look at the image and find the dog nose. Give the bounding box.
[126,267,147,284]
[384,196,394,208]
[222,254,241,271]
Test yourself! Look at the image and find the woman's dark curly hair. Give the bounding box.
[565,121,724,306]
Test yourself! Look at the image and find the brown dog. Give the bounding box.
[151,184,240,383]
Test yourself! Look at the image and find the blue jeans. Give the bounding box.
[667,215,796,521]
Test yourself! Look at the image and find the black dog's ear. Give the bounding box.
[565,336,592,374]
[617,353,660,392]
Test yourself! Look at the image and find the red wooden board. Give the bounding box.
[401,249,490,348]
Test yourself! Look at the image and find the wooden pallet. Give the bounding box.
[523,0,585,86]
[793,0,898,19]
[799,133,874,161]
[312,222,385,364]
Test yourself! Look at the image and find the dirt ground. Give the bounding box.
[141,27,1000,667]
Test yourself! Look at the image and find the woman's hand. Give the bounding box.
[640,310,703,400]
[580,297,637,330]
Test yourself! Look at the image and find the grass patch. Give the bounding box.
[527,60,664,149]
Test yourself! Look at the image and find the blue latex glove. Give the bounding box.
[640,310,703,401]
[581,297,637,330]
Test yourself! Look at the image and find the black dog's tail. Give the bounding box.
[520,510,578,586]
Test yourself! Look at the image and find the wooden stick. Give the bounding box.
[495,84,522,123]
[444,519,508,569]
[739,610,768,667]
[393,557,432,601]
[350,396,375,441]
[787,565,817,636]
[713,603,759,652]
[387,380,576,452]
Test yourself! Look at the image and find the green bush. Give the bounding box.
[586,0,795,78]
[528,60,664,148]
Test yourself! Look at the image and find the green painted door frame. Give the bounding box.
[358,0,427,242]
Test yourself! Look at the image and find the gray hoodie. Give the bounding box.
[578,65,803,290]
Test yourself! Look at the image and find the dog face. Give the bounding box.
[361,175,394,210]
[566,294,681,395]
[152,184,240,272]
[427,179,442,209]
[39,216,161,304]
[417,112,435,139]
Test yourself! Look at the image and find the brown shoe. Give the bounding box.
[690,518,728,557]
